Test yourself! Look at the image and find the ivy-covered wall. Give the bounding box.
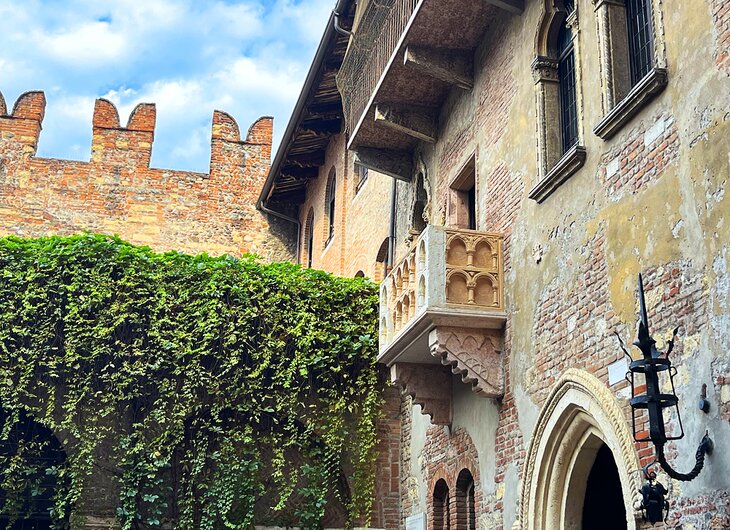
[0,234,381,530]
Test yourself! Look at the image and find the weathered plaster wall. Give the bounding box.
[389,0,730,528]
[0,91,294,261]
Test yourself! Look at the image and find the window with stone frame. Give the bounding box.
[529,0,586,203]
[325,168,336,247]
[592,0,668,139]
[447,156,477,229]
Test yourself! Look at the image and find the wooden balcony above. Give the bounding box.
[337,0,524,171]
[379,225,506,425]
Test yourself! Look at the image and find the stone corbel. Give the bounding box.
[391,362,453,426]
[429,326,504,398]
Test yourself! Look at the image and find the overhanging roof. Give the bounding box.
[257,2,354,207]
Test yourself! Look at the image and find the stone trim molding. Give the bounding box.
[513,368,643,530]
[592,0,668,137]
[528,144,587,203]
[593,67,668,139]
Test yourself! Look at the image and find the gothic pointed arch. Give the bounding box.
[514,368,642,530]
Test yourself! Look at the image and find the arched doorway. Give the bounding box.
[516,369,641,530]
[0,409,68,530]
[581,443,627,529]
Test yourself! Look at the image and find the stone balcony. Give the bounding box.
[378,225,506,425]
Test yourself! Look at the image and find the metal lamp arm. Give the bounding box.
[655,433,713,481]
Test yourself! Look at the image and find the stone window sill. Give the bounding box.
[529,144,587,203]
[593,68,668,140]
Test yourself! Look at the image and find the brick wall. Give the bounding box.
[0,90,293,261]
[421,427,482,530]
[599,113,679,201]
[297,133,391,280]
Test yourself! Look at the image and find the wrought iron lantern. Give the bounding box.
[618,274,713,523]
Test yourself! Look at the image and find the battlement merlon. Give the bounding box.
[0,90,273,177]
[0,91,47,150]
[210,111,273,177]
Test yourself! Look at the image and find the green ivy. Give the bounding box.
[0,234,381,529]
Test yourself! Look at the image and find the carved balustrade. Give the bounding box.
[379,225,504,353]
[379,226,506,426]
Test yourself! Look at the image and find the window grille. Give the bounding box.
[557,23,578,153]
[627,0,654,84]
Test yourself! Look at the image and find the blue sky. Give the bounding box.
[0,0,333,172]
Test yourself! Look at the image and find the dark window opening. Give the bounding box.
[582,443,627,530]
[304,208,314,268]
[412,172,428,235]
[456,469,476,530]
[557,21,578,153]
[467,186,476,230]
[433,479,450,530]
[448,157,477,230]
[626,0,654,85]
[375,238,389,282]
[325,169,336,246]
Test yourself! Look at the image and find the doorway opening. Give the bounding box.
[0,409,68,530]
[581,443,627,530]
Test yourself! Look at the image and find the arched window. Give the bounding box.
[519,369,640,530]
[325,168,336,247]
[456,469,476,530]
[304,208,314,268]
[354,270,365,278]
[0,409,69,529]
[557,19,577,153]
[433,478,451,530]
[374,238,390,283]
[529,0,586,203]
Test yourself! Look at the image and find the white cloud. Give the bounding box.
[35,21,128,64]
[215,56,303,101]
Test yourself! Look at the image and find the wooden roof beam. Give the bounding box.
[281,166,320,180]
[299,118,342,135]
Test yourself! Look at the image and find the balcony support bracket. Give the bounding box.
[404,46,474,91]
[354,147,413,182]
[482,0,524,15]
[375,104,438,144]
[391,362,453,426]
[430,326,504,398]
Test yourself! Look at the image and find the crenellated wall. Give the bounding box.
[0,90,295,261]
